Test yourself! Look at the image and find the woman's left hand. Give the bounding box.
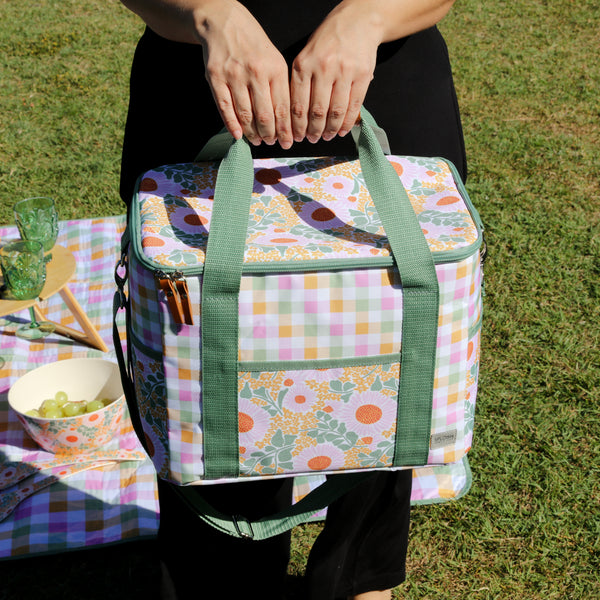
[289,1,383,144]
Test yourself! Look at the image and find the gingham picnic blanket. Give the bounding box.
[0,216,159,559]
[0,215,471,558]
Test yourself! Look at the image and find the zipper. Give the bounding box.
[173,272,194,325]
[155,270,194,325]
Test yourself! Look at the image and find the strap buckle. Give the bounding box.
[232,514,254,540]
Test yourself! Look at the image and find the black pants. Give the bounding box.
[157,470,412,600]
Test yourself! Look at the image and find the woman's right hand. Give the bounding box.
[198,0,293,148]
[121,0,293,148]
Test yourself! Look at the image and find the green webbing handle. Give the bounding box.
[195,114,391,161]
[201,107,439,482]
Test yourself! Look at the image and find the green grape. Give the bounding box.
[26,409,41,417]
[63,401,86,417]
[54,391,69,406]
[40,398,59,414]
[85,399,105,413]
[100,398,114,407]
[43,407,65,419]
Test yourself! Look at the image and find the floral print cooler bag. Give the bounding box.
[114,108,484,539]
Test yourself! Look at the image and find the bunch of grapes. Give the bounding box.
[25,391,114,419]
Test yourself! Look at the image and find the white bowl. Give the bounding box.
[8,358,125,453]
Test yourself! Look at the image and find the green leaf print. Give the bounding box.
[247,429,297,474]
[418,210,471,228]
[306,411,359,451]
[287,187,313,204]
[240,382,252,400]
[328,380,357,402]
[409,179,438,196]
[404,156,442,171]
[168,249,200,266]
[154,164,208,191]
[356,440,395,467]
[348,205,383,233]
[164,193,191,208]
[247,202,284,232]
[464,402,475,436]
[249,385,285,417]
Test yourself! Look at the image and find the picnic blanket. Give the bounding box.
[0,214,471,558]
[0,216,159,559]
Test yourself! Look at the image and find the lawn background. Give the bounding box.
[1,1,599,598]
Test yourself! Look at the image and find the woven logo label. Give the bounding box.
[430,430,457,450]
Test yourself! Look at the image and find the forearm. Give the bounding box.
[119,0,241,45]
[329,0,456,45]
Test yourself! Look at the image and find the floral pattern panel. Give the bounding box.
[136,155,479,269]
[237,362,400,477]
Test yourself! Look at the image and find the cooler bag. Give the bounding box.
[114,109,484,538]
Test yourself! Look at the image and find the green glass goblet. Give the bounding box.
[0,240,56,340]
[13,197,59,261]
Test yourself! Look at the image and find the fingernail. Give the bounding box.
[338,130,349,138]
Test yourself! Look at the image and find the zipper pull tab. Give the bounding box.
[173,272,194,325]
[156,271,185,325]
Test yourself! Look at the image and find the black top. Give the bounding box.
[120,2,466,205]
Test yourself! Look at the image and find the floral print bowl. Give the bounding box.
[8,358,125,454]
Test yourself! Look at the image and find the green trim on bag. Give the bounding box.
[238,352,402,373]
[469,312,483,339]
[129,228,482,276]
[355,109,439,467]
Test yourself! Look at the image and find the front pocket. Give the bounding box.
[237,358,401,477]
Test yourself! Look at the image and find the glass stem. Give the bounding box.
[28,307,40,328]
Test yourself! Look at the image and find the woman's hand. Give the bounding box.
[199,1,293,148]
[121,0,455,147]
[289,0,455,144]
[289,2,383,143]
[120,0,293,148]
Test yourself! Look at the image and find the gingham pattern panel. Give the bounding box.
[128,254,164,350]
[0,216,159,559]
[238,268,404,362]
[145,254,482,481]
[159,277,205,484]
[411,458,471,503]
[428,252,482,464]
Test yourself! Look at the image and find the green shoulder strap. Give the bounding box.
[172,472,373,541]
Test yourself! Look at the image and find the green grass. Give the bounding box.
[1,1,599,599]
